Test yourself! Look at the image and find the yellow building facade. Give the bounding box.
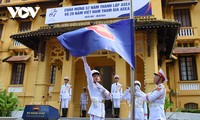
[0,0,191,118]
[162,0,200,111]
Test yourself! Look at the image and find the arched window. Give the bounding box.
[184,103,198,109]
[50,65,56,84]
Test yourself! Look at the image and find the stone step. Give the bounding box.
[0,117,179,120]
[59,118,129,120]
[0,117,129,120]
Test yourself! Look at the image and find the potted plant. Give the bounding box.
[0,89,19,117]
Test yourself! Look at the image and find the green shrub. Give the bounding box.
[0,89,19,117]
[164,97,173,111]
[176,109,200,113]
[176,108,184,112]
[14,106,24,111]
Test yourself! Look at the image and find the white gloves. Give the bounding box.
[135,85,140,92]
[82,56,86,62]
[111,94,113,101]
[59,96,62,102]
[135,91,147,101]
[134,85,147,101]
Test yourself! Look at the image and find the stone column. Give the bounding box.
[144,30,158,93]
[32,41,51,105]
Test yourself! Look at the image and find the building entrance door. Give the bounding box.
[95,66,115,118]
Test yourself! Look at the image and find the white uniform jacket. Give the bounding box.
[136,83,166,120]
[111,82,122,99]
[60,83,72,99]
[147,84,166,120]
[80,92,88,105]
[121,88,147,119]
[83,59,111,118]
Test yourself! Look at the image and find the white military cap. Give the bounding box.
[114,75,120,79]
[64,76,69,80]
[154,69,168,82]
[91,70,100,75]
[134,80,141,87]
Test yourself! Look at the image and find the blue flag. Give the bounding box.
[57,19,135,68]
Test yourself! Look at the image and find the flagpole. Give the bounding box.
[130,0,135,120]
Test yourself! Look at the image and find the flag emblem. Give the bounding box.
[86,24,115,41]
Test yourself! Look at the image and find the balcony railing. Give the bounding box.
[8,86,23,92]
[178,27,198,37]
[180,83,200,90]
[169,0,198,5]
[13,40,23,46]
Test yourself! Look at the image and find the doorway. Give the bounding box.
[95,66,115,118]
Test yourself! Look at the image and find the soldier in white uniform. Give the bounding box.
[121,81,147,119]
[111,75,122,118]
[82,57,111,120]
[80,87,88,117]
[135,69,167,120]
[60,76,72,117]
[120,86,131,118]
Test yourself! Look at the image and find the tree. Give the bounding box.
[0,89,19,117]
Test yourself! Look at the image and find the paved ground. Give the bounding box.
[1,112,200,120]
[0,117,189,120]
[0,117,130,120]
[59,118,127,120]
[0,117,195,120]
[59,118,128,120]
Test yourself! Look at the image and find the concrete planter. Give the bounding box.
[12,111,23,118]
[0,117,17,120]
[0,111,23,120]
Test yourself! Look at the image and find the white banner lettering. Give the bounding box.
[45,0,151,24]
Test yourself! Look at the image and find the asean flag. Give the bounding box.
[57,19,135,69]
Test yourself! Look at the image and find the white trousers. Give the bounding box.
[81,104,87,110]
[61,99,69,108]
[135,108,144,120]
[113,99,120,108]
[149,106,166,120]
[90,115,104,120]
